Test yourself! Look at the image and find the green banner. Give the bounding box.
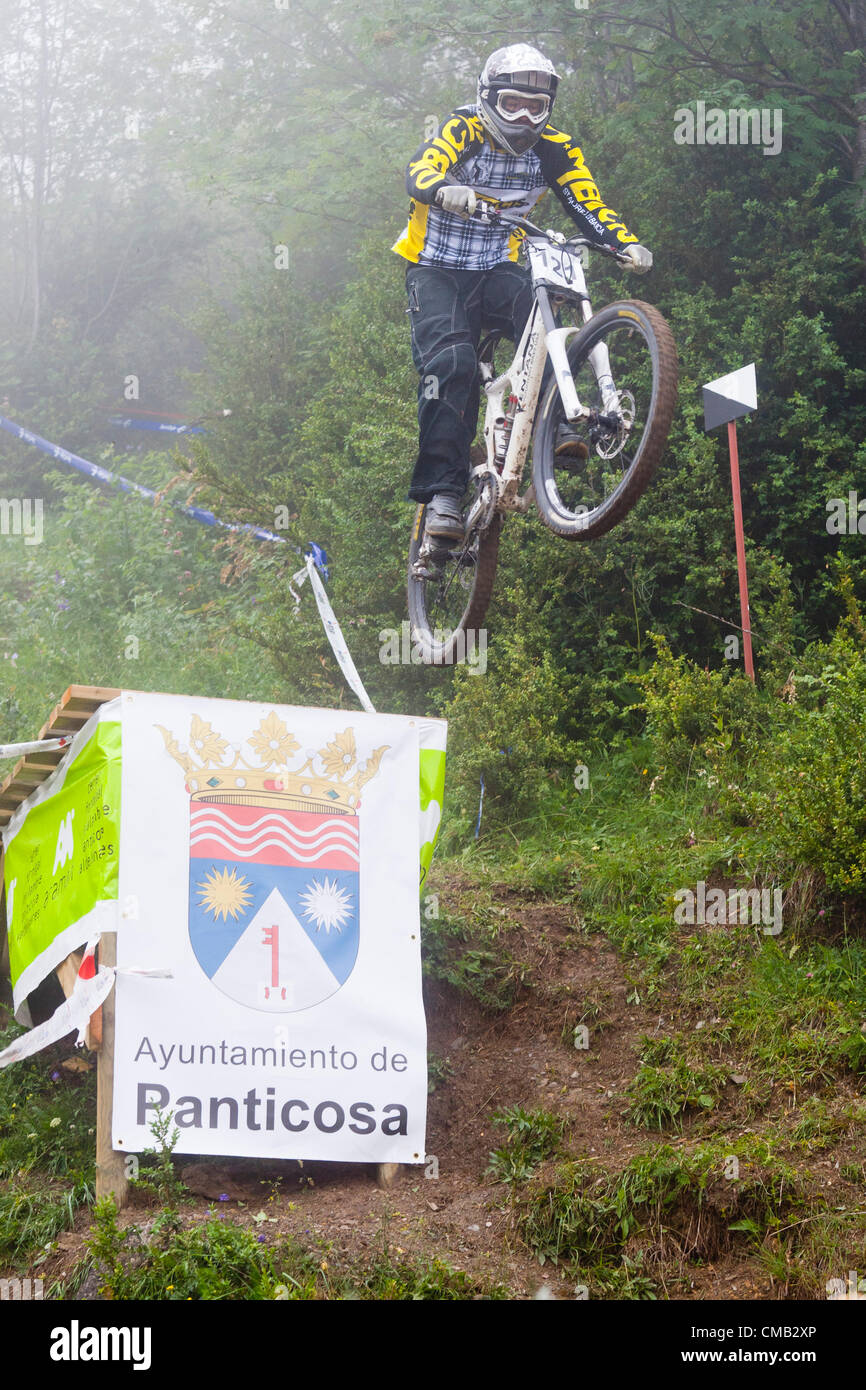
[4,718,121,1006]
[419,744,446,890]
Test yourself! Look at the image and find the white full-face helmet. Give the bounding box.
[477,44,560,155]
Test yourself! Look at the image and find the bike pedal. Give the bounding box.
[413,546,450,580]
[425,539,460,560]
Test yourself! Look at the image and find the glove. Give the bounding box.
[435,185,477,218]
[622,243,653,274]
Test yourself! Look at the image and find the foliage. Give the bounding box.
[0,1025,96,1263]
[81,1199,505,1300]
[625,1037,729,1130]
[421,896,529,1013]
[85,1199,315,1301]
[634,633,768,773]
[0,465,284,762]
[440,586,579,832]
[0,1027,96,1182]
[487,1105,566,1183]
[515,1138,813,1277]
[738,630,866,893]
[129,1107,188,1214]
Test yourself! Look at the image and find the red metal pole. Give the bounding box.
[727,419,755,681]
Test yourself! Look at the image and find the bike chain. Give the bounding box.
[469,463,503,528]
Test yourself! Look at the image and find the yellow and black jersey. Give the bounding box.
[392,105,638,271]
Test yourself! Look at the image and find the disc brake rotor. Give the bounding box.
[595,389,636,460]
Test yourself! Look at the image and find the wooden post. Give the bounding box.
[95,933,128,1207]
[376,1162,401,1190]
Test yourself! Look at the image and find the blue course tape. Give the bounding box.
[0,412,327,574]
[107,416,206,435]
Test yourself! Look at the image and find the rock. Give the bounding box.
[75,1267,106,1300]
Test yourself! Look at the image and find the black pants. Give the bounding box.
[405,260,534,503]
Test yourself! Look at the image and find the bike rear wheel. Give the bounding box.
[407,501,501,666]
[532,299,678,539]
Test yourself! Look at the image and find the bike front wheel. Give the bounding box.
[407,502,501,666]
[532,298,678,539]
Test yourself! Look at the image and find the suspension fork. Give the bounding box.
[583,304,620,414]
[538,289,620,418]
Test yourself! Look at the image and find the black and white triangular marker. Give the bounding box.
[702,362,757,431]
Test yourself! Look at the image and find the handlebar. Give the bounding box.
[471,198,630,263]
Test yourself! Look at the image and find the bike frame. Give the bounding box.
[476,225,622,513]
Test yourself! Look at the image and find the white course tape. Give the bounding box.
[293,555,376,715]
[0,735,73,759]
[0,967,115,1067]
[0,937,172,1069]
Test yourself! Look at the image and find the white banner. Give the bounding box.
[111,692,431,1164]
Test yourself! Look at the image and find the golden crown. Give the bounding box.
[156,712,388,816]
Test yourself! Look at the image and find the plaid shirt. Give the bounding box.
[417,135,547,270]
[393,104,636,270]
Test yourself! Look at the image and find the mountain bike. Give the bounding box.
[407,205,678,665]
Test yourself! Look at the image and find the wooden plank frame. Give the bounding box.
[0,685,120,830]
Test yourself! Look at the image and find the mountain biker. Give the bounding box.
[393,43,653,543]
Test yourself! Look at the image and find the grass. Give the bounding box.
[0,1180,93,1268]
[421,891,530,1013]
[441,746,866,1107]
[625,1036,730,1130]
[429,744,866,1299]
[487,1105,566,1184]
[0,1028,97,1182]
[64,1198,508,1301]
[0,1025,96,1265]
[511,1136,863,1298]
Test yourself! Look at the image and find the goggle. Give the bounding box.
[494,88,551,124]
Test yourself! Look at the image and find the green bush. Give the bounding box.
[742,632,866,893]
[440,590,578,834]
[85,1199,315,1301]
[82,1199,506,1301]
[633,634,768,774]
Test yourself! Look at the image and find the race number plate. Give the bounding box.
[526,241,586,292]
